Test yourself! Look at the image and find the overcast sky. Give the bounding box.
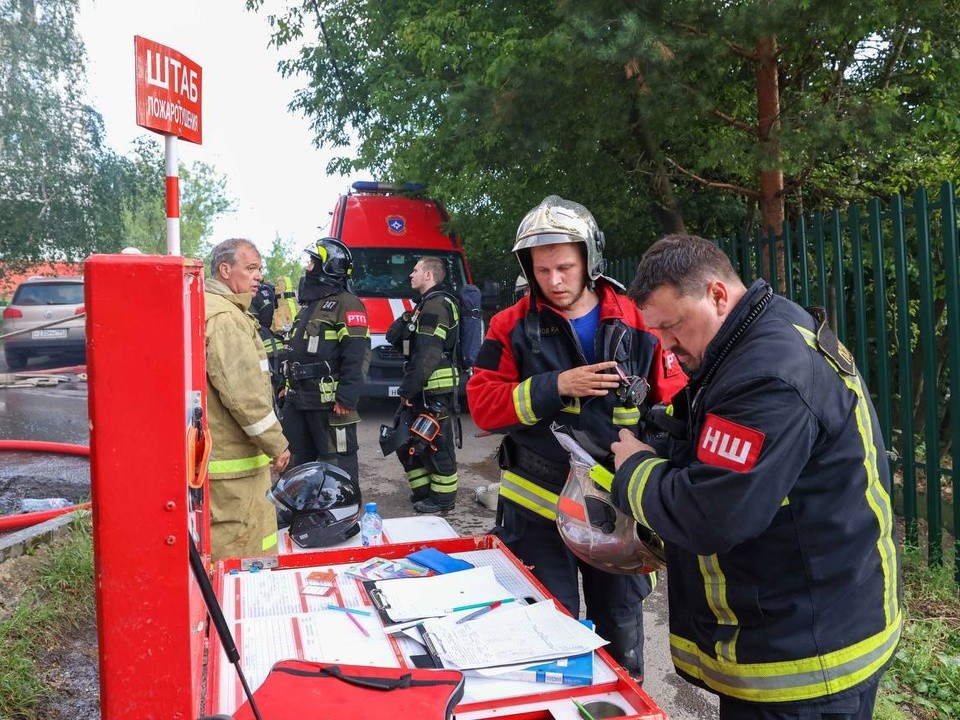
[75,0,363,257]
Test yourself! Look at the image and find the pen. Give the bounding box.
[455,600,503,624]
[325,604,373,617]
[572,699,596,720]
[447,597,515,614]
[343,609,370,637]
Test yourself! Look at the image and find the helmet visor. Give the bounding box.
[512,232,585,254]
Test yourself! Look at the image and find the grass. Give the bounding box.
[874,545,960,720]
[0,517,95,720]
[0,519,958,718]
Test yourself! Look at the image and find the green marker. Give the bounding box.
[572,699,596,720]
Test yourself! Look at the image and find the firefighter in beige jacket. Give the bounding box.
[205,239,290,561]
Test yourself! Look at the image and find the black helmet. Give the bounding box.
[266,462,361,548]
[304,237,353,278]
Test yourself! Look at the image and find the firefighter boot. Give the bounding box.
[413,489,456,514]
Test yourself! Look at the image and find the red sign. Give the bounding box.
[134,36,202,144]
[697,413,765,472]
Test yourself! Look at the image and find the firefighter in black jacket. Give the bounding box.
[250,280,286,404]
[282,238,371,483]
[611,235,901,719]
[385,256,460,513]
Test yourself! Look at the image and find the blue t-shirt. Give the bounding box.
[570,303,601,363]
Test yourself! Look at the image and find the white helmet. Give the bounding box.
[512,195,606,285]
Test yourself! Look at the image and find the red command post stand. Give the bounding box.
[86,255,210,720]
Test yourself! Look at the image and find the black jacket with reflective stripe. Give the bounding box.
[613,280,901,703]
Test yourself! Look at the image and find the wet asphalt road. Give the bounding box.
[0,356,718,719]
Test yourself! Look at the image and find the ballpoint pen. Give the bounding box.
[572,699,596,720]
[455,600,506,624]
[325,604,373,617]
[448,597,516,614]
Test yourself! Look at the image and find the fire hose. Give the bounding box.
[0,440,90,531]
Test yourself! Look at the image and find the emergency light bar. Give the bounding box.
[351,180,426,195]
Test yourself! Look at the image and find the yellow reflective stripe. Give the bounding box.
[626,457,668,529]
[613,406,641,426]
[425,366,460,390]
[794,325,899,625]
[513,379,538,425]
[669,612,901,702]
[589,464,614,492]
[261,531,277,552]
[324,330,338,340]
[431,472,458,493]
[434,326,448,340]
[406,467,430,490]
[209,453,271,474]
[561,397,581,415]
[500,470,559,520]
[698,554,739,662]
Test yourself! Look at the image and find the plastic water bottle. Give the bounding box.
[21,497,73,513]
[360,501,383,547]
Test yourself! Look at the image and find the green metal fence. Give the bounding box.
[606,182,960,584]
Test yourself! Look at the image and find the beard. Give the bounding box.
[547,283,587,312]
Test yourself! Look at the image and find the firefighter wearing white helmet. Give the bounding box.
[280,238,371,490]
[467,195,686,680]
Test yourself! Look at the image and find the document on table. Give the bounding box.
[367,565,514,623]
[419,600,608,670]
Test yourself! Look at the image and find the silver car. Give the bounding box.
[1,277,85,370]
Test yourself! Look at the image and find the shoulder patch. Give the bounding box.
[662,350,682,377]
[321,300,338,311]
[345,310,367,327]
[697,413,764,472]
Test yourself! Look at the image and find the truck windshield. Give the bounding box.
[350,249,468,299]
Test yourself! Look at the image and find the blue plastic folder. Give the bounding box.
[406,547,474,574]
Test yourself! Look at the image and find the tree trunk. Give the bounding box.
[755,35,786,289]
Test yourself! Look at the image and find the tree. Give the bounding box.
[249,1,960,283]
[262,234,303,288]
[0,0,123,267]
[119,137,234,258]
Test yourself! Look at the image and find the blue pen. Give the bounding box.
[325,604,373,617]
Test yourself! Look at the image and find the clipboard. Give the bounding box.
[361,566,514,623]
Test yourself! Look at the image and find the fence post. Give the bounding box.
[939,181,960,584]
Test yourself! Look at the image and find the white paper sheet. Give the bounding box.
[369,565,514,622]
[420,600,608,670]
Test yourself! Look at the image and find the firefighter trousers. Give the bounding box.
[494,502,651,676]
[281,405,359,483]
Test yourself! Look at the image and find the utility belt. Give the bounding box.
[497,435,568,486]
[285,360,332,381]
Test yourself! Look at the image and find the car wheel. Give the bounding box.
[4,347,28,371]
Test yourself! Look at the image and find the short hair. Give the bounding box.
[419,256,446,285]
[628,234,740,306]
[210,238,259,278]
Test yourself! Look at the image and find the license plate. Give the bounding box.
[31,328,68,339]
[388,386,400,397]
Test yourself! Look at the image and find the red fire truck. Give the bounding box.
[328,181,475,398]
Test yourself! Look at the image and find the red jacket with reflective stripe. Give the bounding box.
[467,279,685,521]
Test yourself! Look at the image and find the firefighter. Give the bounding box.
[611,234,901,718]
[272,275,298,337]
[204,238,290,562]
[466,196,686,679]
[281,238,370,484]
[385,256,460,513]
[250,280,286,404]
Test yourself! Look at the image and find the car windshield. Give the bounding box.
[12,282,83,306]
[350,249,467,299]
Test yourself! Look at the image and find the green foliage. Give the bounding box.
[0,0,125,265]
[118,138,234,259]
[880,546,960,719]
[0,516,94,719]
[262,235,304,288]
[249,0,960,285]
